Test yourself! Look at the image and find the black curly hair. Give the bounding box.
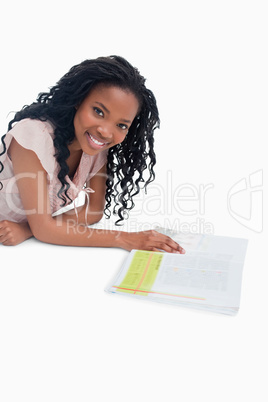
[0,56,160,224]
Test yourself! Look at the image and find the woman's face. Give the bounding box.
[72,85,140,156]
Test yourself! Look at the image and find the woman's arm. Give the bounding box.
[0,165,106,246]
[5,139,185,253]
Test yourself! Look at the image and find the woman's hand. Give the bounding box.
[119,230,185,254]
[0,220,33,246]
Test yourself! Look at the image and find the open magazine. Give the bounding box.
[105,228,248,315]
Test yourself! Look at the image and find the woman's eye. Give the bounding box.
[93,107,104,117]
[118,123,128,130]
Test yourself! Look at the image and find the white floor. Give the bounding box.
[1,222,267,402]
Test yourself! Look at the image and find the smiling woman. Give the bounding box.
[0,55,185,253]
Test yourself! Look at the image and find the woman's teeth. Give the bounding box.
[88,133,106,146]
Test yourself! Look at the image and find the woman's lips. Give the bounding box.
[86,132,109,149]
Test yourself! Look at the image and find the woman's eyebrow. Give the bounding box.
[95,101,110,114]
[95,101,131,124]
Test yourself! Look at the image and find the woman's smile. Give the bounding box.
[86,132,110,149]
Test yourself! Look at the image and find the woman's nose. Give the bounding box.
[97,124,113,139]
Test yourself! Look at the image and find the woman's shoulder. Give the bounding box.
[4,118,56,174]
[9,118,55,137]
[6,118,55,149]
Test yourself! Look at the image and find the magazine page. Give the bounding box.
[105,232,248,315]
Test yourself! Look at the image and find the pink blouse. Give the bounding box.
[0,118,108,223]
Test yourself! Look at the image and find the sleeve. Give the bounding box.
[5,118,56,176]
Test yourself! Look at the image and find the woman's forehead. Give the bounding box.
[85,85,140,117]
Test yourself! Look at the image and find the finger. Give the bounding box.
[0,232,5,243]
[0,234,11,245]
[159,244,179,253]
[0,225,11,242]
[2,241,13,246]
[0,228,9,239]
[0,220,8,229]
[158,235,185,254]
[149,239,176,253]
[177,245,186,254]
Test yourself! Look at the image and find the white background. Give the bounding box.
[0,1,267,401]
